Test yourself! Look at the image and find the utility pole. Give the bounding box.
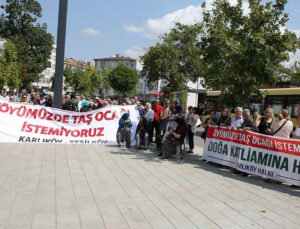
[54,0,68,108]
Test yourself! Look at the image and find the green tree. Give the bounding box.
[101,68,112,92]
[64,66,102,96]
[200,0,298,107]
[142,23,203,94]
[0,41,21,89]
[286,61,300,82]
[0,0,53,90]
[108,63,138,96]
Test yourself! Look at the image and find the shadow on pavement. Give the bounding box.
[104,144,300,198]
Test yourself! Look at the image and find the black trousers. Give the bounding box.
[187,127,194,150]
[150,120,161,142]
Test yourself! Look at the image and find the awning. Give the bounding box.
[149,92,164,96]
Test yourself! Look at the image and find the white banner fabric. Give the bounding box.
[0,99,139,145]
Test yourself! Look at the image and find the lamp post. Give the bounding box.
[53,0,68,108]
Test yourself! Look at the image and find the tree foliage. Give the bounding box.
[64,66,102,96]
[0,40,21,89]
[0,0,53,90]
[200,0,298,107]
[100,68,112,92]
[285,61,300,82]
[108,63,138,96]
[142,23,203,94]
[142,0,298,107]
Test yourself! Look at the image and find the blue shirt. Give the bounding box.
[139,108,145,116]
[231,116,244,128]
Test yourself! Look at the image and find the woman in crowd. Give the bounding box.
[258,108,274,135]
[161,117,186,159]
[217,108,231,128]
[186,107,201,154]
[271,109,293,138]
[253,112,261,128]
[117,113,132,148]
[80,100,91,112]
[137,102,145,116]
[21,94,29,104]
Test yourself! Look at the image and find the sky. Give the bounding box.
[35,0,300,64]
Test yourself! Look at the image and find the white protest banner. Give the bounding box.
[0,99,139,145]
[203,126,300,186]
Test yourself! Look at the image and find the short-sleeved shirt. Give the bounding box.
[152,105,163,121]
[145,109,154,122]
[231,116,244,128]
[162,107,171,119]
[271,119,293,139]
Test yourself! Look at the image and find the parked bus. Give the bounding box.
[204,88,300,126]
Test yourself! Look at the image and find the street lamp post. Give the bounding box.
[54,0,68,109]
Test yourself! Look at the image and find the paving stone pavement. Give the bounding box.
[0,140,300,229]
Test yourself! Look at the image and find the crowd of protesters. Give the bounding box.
[0,88,141,112]
[201,106,300,140]
[2,88,300,157]
[119,98,201,159]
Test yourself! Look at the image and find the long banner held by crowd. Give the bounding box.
[203,126,300,185]
[0,99,139,145]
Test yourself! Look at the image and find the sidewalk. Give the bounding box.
[0,140,299,229]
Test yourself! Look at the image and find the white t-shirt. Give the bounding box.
[271,119,293,139]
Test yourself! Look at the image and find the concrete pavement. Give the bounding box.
[0,132,299,229]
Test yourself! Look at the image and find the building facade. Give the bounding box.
[64,58,89,71]
[94,54,137,70]
[32,44,57,93]
[32,48,90,93]
[94,54,141,95]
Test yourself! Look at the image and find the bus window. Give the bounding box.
[250,103,264,115]
[265,96,284,116]
[286,96,300,118]
[272,105,283,116]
